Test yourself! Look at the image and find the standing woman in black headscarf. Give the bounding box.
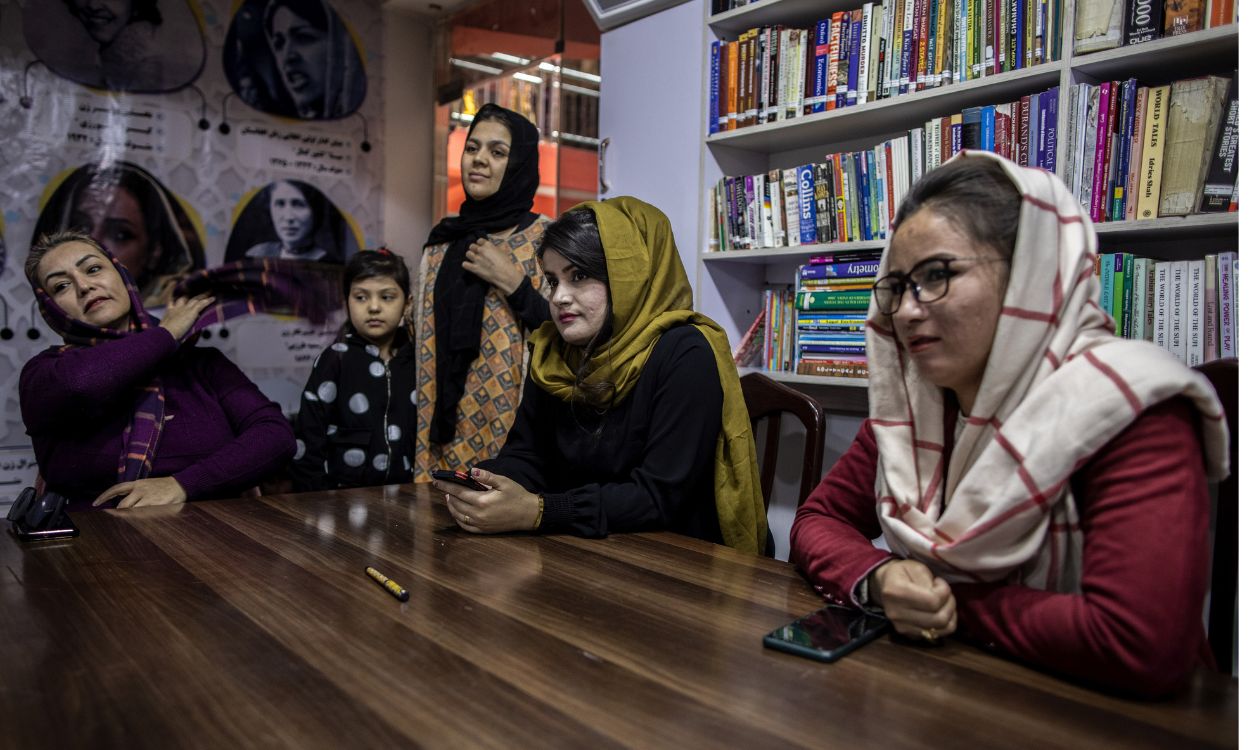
[413,104,551,474]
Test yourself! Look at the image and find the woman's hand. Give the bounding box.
[462,237,525,294]
[433,467,541,534]
[92,477,189,509]
[868,559,958,641]
[159,293,215,341]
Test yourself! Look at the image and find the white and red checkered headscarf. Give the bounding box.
[865,150,1229,592]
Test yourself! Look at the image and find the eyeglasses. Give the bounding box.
[872,257,1007,316]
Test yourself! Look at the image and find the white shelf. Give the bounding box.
[705,62,1063,153]
[1070,25,1239,82]
[737,367,869,389]
[702,240,886,263]
[1094,212,1239,240]
[708,0,866,36]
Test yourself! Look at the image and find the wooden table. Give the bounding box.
[0,485,1236,748]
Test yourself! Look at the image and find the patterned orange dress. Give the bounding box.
[412,217,550,476]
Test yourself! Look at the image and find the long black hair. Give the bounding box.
[538,207,615,407]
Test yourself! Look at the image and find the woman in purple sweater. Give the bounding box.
[20,230,295,510]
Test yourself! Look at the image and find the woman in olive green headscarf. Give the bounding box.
[432,196,767,555]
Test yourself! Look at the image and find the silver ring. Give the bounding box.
[462,513,471,524]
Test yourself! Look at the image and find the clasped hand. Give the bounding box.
[433,467,540,534]
[868,559,958,641]
[462,237,525,294]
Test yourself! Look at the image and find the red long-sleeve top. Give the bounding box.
[790,397,1212,698]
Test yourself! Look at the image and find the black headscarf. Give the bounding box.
[426,103,540,445]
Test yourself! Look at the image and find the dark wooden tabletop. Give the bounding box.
[0,485,1237,749]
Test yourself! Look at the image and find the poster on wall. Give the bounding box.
[0,0,387,498]
[23,0,208,93]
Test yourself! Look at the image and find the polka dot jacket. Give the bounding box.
[290,331,417,491]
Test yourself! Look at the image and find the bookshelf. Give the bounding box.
[696,0,1239,392]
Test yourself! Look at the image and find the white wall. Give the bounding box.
[382,8,436,264]
[598,0,704,275]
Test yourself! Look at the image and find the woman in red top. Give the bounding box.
[790,152,1229,697]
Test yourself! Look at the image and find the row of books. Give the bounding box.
[709,86,1059,251]
[1073,0,1235,55]
[1066,74,1237,223]
[733,252,881,378]
[793,253,879,377]
[707,0,1063,134]
[1095,251,1238,364]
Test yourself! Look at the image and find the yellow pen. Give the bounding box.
[365,566,409,602]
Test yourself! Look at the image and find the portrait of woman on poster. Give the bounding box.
[23,0,205,93]
[223,0,367,121]
[31,161,206,308]
[413,103,552,474]
[223,179,359,265]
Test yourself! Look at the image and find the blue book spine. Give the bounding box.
[1015,0,1025,69]
[797,164,818,244]
[981,106,995,151]
[847,16,862,106]
[813,19,830,114]
[835,15,850,108]
[800,260,881,278]
[865,148,880,239]
[856,152,872,240]
[1113,79,1138,219]
[709,40,720,135]
[899,11,914,95]
[1043,87,1059,173]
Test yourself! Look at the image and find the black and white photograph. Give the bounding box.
[22,0,207,93]
[224,0,368,121]
[30,160,206,307]
[224,178,359,264]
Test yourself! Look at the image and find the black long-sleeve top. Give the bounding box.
[505,278,550,331]
[478,325,724,542]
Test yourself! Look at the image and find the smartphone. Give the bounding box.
[762,605,890,663]
[11,514,79,542]
[430,469,489,491]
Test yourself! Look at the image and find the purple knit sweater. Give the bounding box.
[20,327,295,509]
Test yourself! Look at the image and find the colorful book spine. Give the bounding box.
[1218,252,1237,357]
[847,12,863,106]
[812,19,831,114]
[1136,86,1170,219]
[797,164,818,244]
[796,290,874,310]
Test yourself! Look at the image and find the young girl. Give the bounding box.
[291,250,417,491]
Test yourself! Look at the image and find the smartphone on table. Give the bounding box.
[763,605,890,663]
[12,515,79,542]
[430,469,489,492]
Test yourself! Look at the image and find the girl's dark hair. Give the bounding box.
[342,249,411,300]
[893,157,1022,262]
[339,249,412,343]
[538,207,614,405]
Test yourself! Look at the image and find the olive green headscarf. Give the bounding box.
[528,196,767,555]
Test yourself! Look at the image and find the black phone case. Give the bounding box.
[430,469,489,491]
[11,516,79,542]
[762,607,891,663]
